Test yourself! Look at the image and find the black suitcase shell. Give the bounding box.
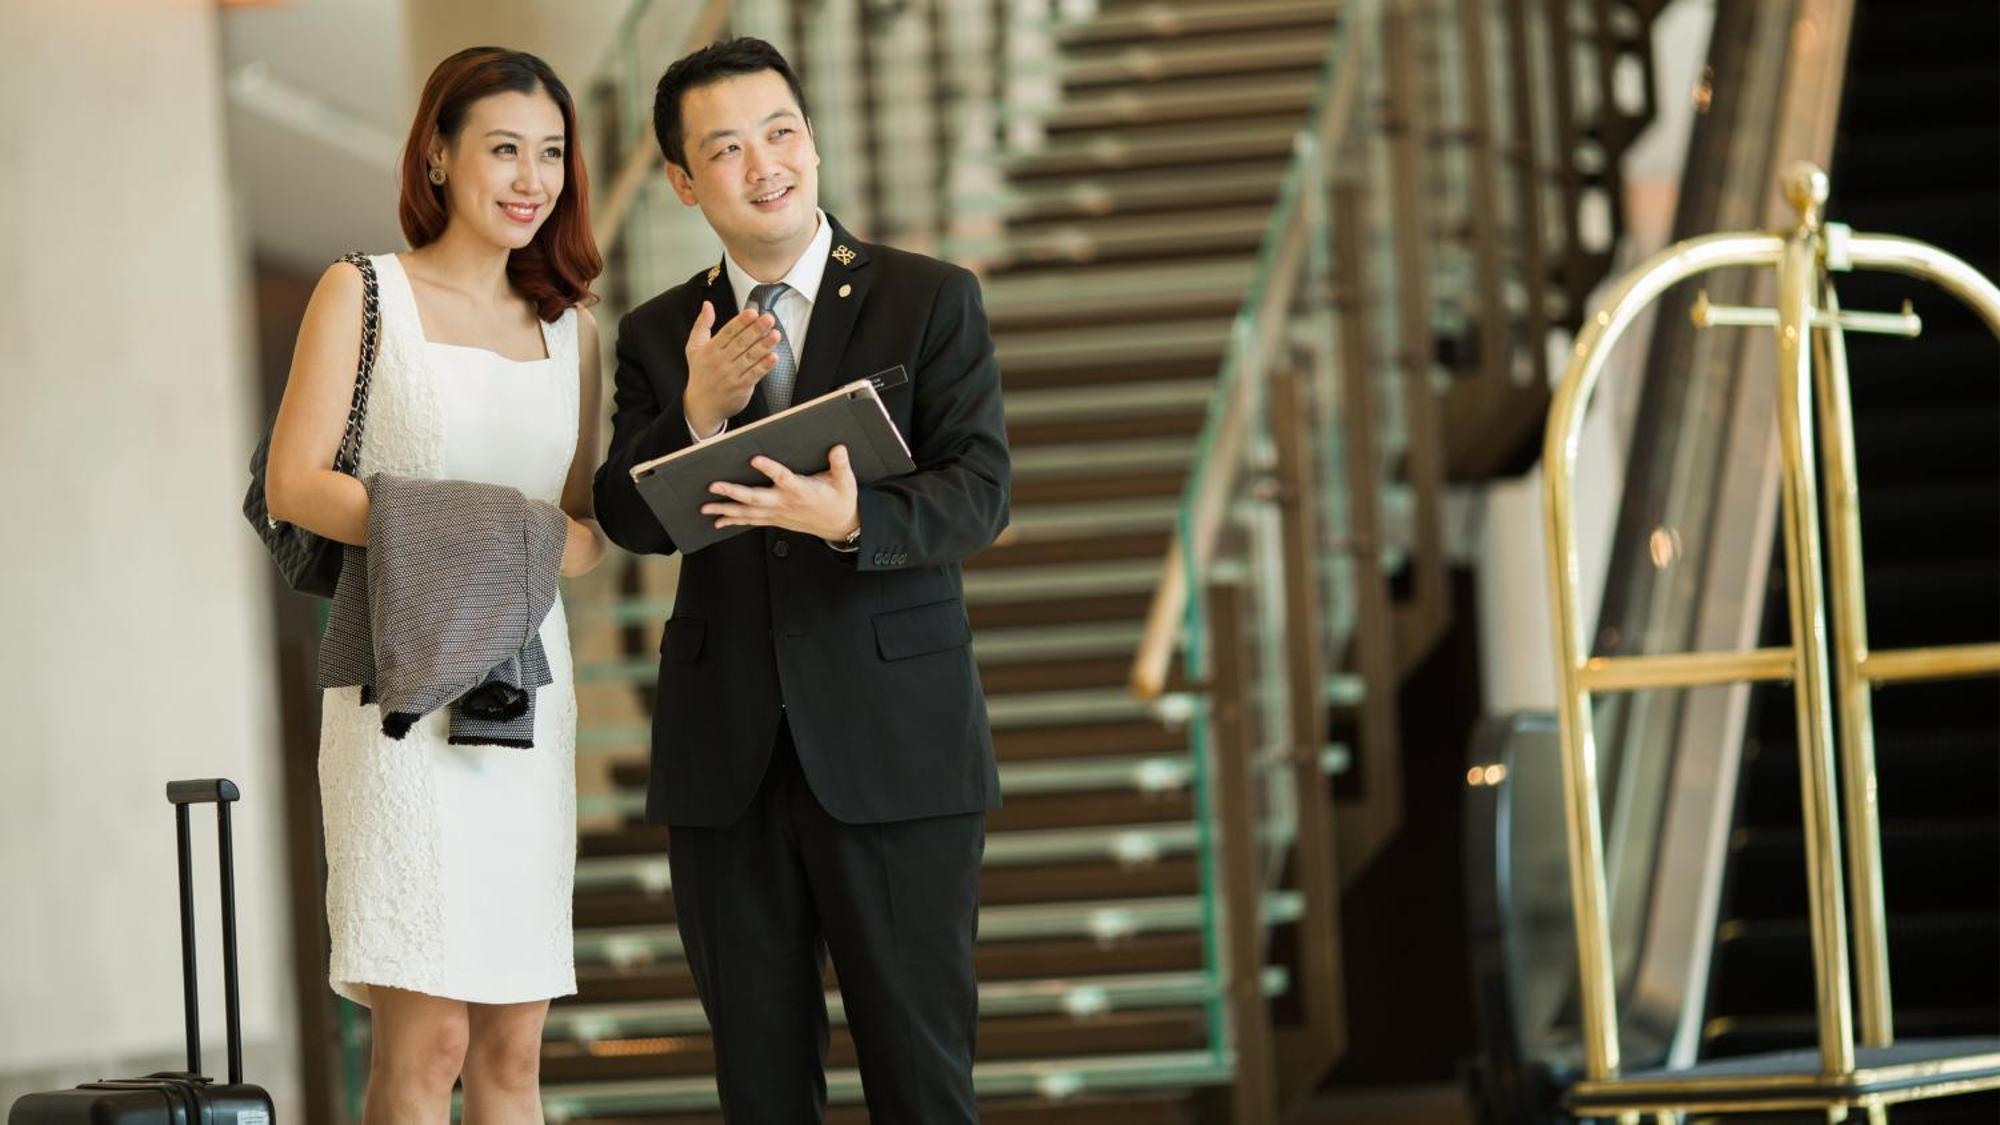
[10,1074,273,1123]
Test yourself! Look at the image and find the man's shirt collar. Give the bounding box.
[723,208,833,312]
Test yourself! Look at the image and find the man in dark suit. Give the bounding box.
[590,36,1009,1125]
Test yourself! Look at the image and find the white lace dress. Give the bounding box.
[317,253,579,1007]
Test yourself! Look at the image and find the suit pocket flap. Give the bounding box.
[873,599,971,661]
[660,618,706,662]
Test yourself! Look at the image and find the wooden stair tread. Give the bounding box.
[567,1092,1200,1125]
[982,653,1136,695]
[574,858,1200,928]
[567,932,1208,1008]
[991,789,1194,832]
[1006,412,1205,448]
[590,716,1186,789]
[1057,0,1340,49]
[541,1009,1210,1082]
[1059,36,1335,91]
[970,529,1171,570]
[579,789,1192,858]
[970,592,1155,630]
[600,713,1184,785]
[1008,120,1302,176]
[1010,469,1186,507]
[990,293,1246,335]
[1048,75,1323,133]
[984,227,1270,270]
[1002,357,1221,394]
[994,719,1186,761]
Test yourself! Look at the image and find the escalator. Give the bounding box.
[1698,0,2000,1116]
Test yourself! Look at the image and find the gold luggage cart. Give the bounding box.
[1541,162,2000,1119]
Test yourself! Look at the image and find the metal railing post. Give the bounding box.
[1208,579,1279,1125]
[1499,0,1553,386]
[1383,0,1453,660]
[1271,366,1347,1097]
[1331,177,1406,877]
[1457,0,1513,388]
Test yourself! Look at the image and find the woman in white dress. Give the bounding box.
[263,47,605,1123]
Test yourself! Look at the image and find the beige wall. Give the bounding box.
[0,0,698,1101]
[405,0,629,100]
[0,0,297,1110]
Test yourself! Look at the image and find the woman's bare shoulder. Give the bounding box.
[288,259,371,385]
[305,258,368,322]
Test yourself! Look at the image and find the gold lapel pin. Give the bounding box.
[838,283,853,298]
[706,264,721,285]
[831,244,857,266]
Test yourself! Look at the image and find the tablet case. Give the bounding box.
[631,369,916,554]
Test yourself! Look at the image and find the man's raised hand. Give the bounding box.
[684,300,782,436]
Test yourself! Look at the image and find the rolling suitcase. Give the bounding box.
[9,778,276,1124]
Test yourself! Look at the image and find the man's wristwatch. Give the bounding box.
[838,524,862,548]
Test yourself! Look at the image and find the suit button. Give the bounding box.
[773,539,791,558]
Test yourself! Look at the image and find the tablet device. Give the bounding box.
[630,368,916,554]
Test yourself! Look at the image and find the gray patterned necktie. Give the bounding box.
[748,282,797,411]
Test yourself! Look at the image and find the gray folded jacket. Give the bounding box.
[317,473,568,748]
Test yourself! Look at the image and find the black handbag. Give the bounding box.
[242,251,380,597]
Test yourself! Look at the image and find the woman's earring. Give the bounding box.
[428,166,447,186]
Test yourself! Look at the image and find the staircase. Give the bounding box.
[456,0,1692,1117]
[545,2,1348,1120]
[1698,0,2000,1119]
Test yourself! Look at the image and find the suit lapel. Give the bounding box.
[791,214,873,406]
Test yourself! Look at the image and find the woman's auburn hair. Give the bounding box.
[397,47,601,322]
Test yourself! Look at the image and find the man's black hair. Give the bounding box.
[654,37,812,173]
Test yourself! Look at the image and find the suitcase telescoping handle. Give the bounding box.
[166,778,244,1087]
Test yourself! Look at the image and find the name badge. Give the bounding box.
[862,365,910,393]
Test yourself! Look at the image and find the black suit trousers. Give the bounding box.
[667,718,985,1123]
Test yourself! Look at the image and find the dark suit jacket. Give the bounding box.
[592,215,1011,827]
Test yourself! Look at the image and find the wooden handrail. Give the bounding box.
[1128,2,1376,700]
[592,0,733,249]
